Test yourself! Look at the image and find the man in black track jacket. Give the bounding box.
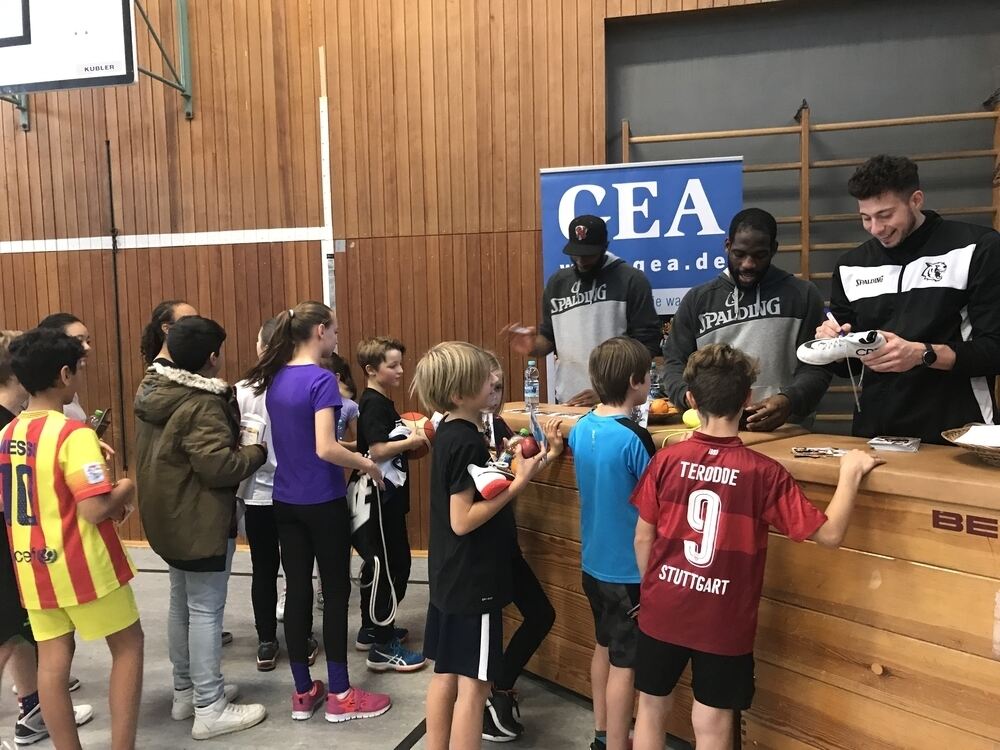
[662,208,831,431]
[817,155,1000,444]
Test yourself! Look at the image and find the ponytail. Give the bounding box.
[140,299,189,366]
[243,300,333,395]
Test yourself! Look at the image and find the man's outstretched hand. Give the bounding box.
[499,323,538,356]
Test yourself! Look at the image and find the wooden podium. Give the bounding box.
[500,405,1000,749]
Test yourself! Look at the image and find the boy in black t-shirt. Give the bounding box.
[354,337,430,672]
[411,341,563,750]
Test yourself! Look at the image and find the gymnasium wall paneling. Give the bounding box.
[5,0,801,550]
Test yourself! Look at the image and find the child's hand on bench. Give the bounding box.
[544,419,565,461]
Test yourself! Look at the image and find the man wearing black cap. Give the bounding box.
[503,215,661,406]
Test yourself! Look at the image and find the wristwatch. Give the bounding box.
[921,343,937,367]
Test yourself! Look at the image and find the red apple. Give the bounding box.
[519,436,541,459]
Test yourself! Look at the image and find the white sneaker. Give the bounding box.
[276,587,286,622]
[72,703,94,727]
[172,684,240,721]
[191,696,266,740]
[797,330,886,365]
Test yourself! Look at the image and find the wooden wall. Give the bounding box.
[0,0,778,547]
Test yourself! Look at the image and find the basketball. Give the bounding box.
[400,411,435,459]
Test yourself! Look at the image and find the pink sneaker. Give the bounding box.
[324,686,392,723]
[291,680,327,721]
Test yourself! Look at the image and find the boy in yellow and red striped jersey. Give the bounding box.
[3,328,143,750]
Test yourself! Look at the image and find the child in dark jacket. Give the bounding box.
[134,316,268,741]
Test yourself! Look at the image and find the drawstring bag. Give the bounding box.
[347,471,377,534]
[346,471,397,627]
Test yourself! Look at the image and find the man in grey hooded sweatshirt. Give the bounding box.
[662,208,831,430]
[503,214,662,406]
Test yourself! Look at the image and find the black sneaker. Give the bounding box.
[482,706,518,743]
[221,631,233,647]
[15,702,94,745]
[306,635,320,667]
[256,640,280,672]
[482,689,523,743]
[355,625,410,651]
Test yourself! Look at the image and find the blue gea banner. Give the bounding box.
[540,157,743,315]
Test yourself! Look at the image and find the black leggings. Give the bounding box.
[274,499,352,664]
[354,491,411,643]
[495,545,555,691]
[243,504,281,643]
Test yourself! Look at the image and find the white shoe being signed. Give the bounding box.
[797,330,886,366]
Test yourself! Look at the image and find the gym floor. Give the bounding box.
[0,547,597,749]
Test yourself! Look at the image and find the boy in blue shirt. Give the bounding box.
[569,336,656,750]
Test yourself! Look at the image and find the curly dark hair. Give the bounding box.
[848,155,920,201]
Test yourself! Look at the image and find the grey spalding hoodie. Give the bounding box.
[662,265,831,421]
[539,254,662,403]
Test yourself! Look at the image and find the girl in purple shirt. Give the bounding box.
[243,301,389,725]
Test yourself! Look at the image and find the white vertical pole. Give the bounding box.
[318,46,334,307]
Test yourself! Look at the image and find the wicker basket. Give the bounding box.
[942,424,1000,468]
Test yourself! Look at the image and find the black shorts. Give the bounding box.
[634,630,755,710]
[0,536,33,646]
[424,602,503,682]
[581,572,640,669]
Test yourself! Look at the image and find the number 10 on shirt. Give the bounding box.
[1,464,36,527]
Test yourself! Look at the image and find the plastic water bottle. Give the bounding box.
[635,362,659,428]
[649,361,661,399]
[524,359,540,410]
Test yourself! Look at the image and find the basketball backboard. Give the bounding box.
[0,0,137,95]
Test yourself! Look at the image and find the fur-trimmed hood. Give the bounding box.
[133,361,265,564]
[150,361,229,393]
[134,362,233,427]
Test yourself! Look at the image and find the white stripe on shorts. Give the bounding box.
[478,612,490,681]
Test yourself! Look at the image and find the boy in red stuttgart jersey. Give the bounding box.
[630,344,881,750]
[3,329,143,750]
